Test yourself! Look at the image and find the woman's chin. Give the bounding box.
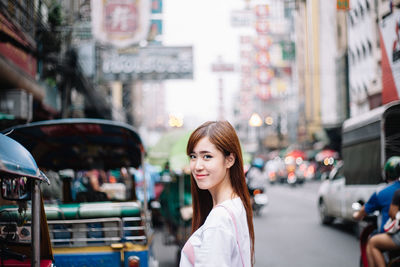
[196,181,210,190]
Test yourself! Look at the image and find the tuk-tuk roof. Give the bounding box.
[3,118,144,171]
[0,133,44,180]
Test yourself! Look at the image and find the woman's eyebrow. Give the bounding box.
[192,150,212,154]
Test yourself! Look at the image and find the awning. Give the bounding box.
[0,54,45,101]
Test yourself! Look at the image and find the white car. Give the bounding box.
[317,162,382,224]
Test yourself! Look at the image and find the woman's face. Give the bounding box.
[189,137,233,192]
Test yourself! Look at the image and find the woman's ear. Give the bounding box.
[225,153,235,168]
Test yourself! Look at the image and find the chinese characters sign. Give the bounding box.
[91,0,151,48]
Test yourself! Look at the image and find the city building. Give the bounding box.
[347,0,382,116]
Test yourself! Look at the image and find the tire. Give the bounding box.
[353,222,362,239]
[318,199,334,225]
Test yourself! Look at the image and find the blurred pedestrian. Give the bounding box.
[180,121,254,267]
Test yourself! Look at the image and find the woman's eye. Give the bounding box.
[189,155,196,159]
[204,155,212,159]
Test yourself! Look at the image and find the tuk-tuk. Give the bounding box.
[0,133,53,267]
[3,119,158,267]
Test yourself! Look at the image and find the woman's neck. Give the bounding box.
[209,174,237,206]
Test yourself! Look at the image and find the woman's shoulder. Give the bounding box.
[204,198,244,228]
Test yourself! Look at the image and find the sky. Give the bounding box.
[162,0,249,128]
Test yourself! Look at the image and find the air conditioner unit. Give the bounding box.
[0,89,33,120]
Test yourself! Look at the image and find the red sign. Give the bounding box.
[256,84,271,101]
[91,0,151,48]
[256,68,274,84]
[255,51,270,66]
[254,35,272,50]
[40,124,102,137]
[104,3,138,33]
[255,19,270,34]
[255,5,270,17]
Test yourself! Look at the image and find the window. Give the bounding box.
[362,44,366,58]
[360,4,364,17]
[368,40,372,54]
[363,83,368,94]
[349,50,354,64]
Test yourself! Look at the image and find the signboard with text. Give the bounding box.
[101,46,193,80]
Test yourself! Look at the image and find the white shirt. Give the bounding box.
[180,197,251,267]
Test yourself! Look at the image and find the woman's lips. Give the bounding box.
[195,174,207,179]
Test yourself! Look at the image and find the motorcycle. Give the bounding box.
[352,202,400,267]
[250,188,268,216]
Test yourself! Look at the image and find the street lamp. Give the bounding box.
[249,113,262,127]
[249,113,263,153]
[265,116,273,126]
[168,114,183,128]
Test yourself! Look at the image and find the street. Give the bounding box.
[154,180,360,267]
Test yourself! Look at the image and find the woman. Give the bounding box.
[180,121,255,267]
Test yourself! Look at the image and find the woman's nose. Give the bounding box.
[194,159,204,170]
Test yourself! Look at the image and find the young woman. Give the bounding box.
[180,121,255,267]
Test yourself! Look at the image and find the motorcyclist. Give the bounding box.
[246,157,266,195]
[353,156,400,233]
[366,187,400,267]
[354,156,400,231]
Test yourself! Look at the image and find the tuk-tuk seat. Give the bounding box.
[78,201,141,219]
[43,202,141,220]
[45,203,80,220]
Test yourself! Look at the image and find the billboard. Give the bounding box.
[101,46,193,80]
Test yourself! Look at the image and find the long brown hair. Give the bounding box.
[186,120,255,265]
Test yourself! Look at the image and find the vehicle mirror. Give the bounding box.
[1,176,32,201]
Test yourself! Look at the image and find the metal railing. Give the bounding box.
[47,216,147,247]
